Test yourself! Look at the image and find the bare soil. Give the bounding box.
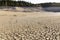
[0,10,60,40]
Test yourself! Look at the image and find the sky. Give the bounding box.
[15,0,60,4]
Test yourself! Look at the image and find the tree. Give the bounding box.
[41,3,52,7]
[2,0,12,7]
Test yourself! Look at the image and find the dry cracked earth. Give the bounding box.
[0,11,60,40]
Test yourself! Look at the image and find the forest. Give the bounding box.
[0,0,60,7]
[0,1,41,7]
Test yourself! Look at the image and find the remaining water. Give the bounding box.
[43,7,60,12]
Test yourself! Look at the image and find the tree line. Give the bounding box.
[0,1,59,7]
[40,3,60,7]
[0,1,41,7]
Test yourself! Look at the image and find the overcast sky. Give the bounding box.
[16,0,60,4]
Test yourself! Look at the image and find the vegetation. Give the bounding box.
[0,1,38,7]
[0,1,60,7]
[40,3,60,7]
[40,3,52,7]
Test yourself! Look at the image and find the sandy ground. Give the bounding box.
[0,9,60,40]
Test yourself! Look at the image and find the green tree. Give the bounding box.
[2,0,12,7]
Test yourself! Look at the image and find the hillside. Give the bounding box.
[0,1,41,7]
[40,3,60,7]
[0,1,60,7]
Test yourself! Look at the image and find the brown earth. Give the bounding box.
[0,8,60,40]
